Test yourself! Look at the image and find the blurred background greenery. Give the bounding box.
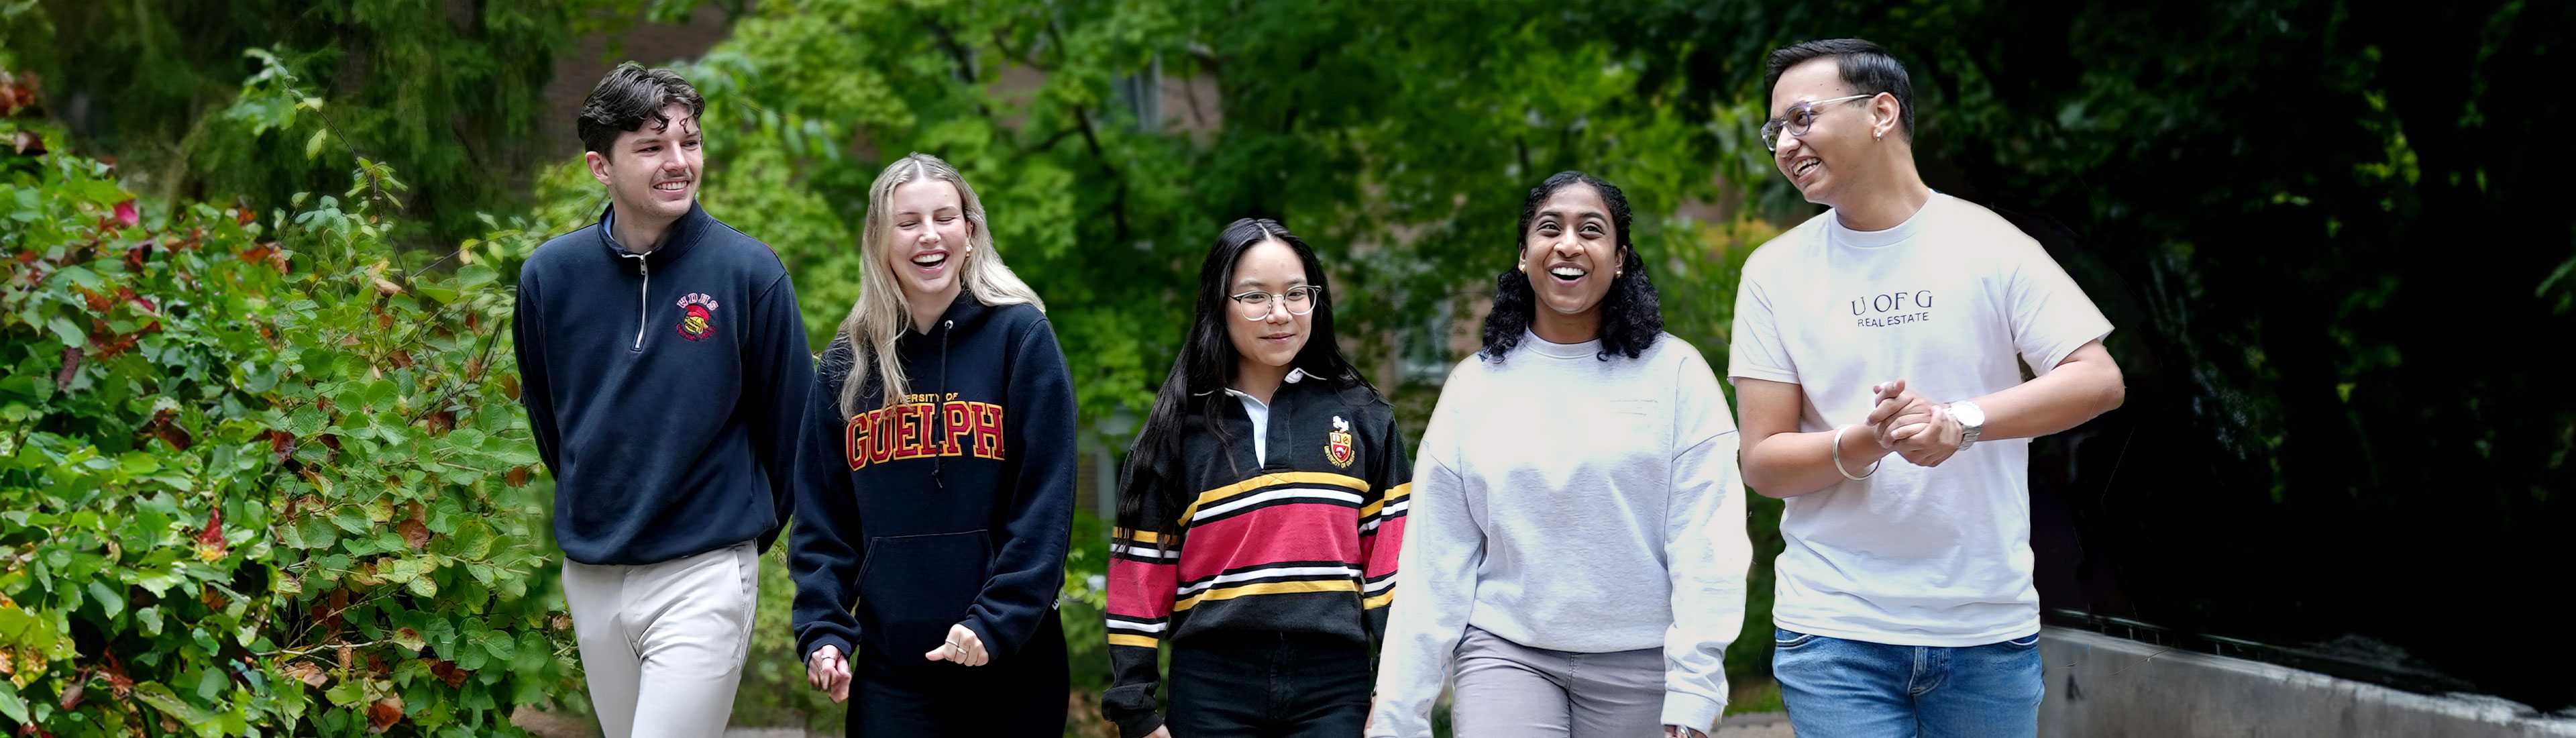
[5,0,2570,734]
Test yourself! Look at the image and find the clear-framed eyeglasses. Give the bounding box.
[1760,93,1876,152]
[1231,285,1324,319]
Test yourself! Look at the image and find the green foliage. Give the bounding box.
[0,0,635,243]
[0,109,573,734]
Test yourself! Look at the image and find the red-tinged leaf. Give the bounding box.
[154,420,193,452]
[197,507,223,546]
[93,331,138,360]
[123,244,149,270]
[239,242,274,264]
[504,466,531,488]
[422,410,452,436]
[499,373,520,401]
[197,507,228,564]
[78,288,111,313]
[235,207,255,226]
[335,644,353,670]
[103,651,133,698]
[270,429,294,464]
[13,250,36,264]
[397,517,430,551]
[282,661,327,688]
[55,346,81,390]
[367,696,405,733]
[388,350,414,368]
[112,199,139,229]
[429,659,468,688]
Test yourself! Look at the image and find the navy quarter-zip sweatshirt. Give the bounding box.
[512,203,814,565]
[790,292,1079,666]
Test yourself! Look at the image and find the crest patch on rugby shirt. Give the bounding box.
[675,293,719,341]
[1324,415,1356,469]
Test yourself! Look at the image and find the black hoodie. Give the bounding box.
[513,203,812,566]
[790,291,1079,666]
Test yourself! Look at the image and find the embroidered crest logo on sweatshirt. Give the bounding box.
[676,293,719,341]
[1325,415,1356,468]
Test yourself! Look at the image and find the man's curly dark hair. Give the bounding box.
[1481,170,1664,362]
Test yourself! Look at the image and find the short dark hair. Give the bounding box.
[577,62,706,156]
[1481,170,1664,363]
[1764,38,1917,142]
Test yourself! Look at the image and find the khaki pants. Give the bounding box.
[561,541,758,738]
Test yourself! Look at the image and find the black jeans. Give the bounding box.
[844,613,1069,737]
[1165,631,1371,737]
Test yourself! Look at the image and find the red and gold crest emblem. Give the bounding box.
[676,293,719,341]
[1324,415,1356,469]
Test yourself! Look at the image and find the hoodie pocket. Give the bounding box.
[855,530,992,657]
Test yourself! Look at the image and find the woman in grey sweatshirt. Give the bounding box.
[1369,171,1754,738]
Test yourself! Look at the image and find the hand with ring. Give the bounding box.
[923,623,990,666]
[806,645,852,703]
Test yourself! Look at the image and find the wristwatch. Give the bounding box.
[1947,400,1986,451]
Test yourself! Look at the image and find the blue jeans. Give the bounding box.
[1772,628,2043,738]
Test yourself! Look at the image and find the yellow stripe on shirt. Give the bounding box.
[1176,471,1371,527]
[1173,578,1358,612]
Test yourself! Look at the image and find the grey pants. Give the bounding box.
[1453,626,1666,737]
[561,541,758,738]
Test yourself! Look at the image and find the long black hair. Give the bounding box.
[1116,218,1378,540]
[1481,170,1664,362]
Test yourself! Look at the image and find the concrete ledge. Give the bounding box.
[2041,626,2575,737]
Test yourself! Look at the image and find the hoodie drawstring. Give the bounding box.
[932,319,954,492]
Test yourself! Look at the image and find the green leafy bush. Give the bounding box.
[1,103,574,735]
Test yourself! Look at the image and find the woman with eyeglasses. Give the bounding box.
[1369,171,1752,738]
[1099,217,1412,738]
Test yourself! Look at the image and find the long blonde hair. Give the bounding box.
[834,153,1046,417]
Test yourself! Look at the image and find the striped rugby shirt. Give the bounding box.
[1100,377,1411,737]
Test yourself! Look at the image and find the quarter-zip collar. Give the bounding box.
[597,202,712,268]
[598,203,714,352]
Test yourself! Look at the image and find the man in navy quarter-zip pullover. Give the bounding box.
[511,62,813,738]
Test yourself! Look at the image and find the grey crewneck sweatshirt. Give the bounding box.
[1371,331,1752,735]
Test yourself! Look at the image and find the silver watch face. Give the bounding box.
[1952,401,1986,431]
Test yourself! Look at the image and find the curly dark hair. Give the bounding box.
[1480,170,1662,362]
[576,62,705,156]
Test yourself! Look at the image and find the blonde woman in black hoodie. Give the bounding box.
[788,152,1077,736]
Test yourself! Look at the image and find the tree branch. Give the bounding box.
[1071,106,1131,244]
